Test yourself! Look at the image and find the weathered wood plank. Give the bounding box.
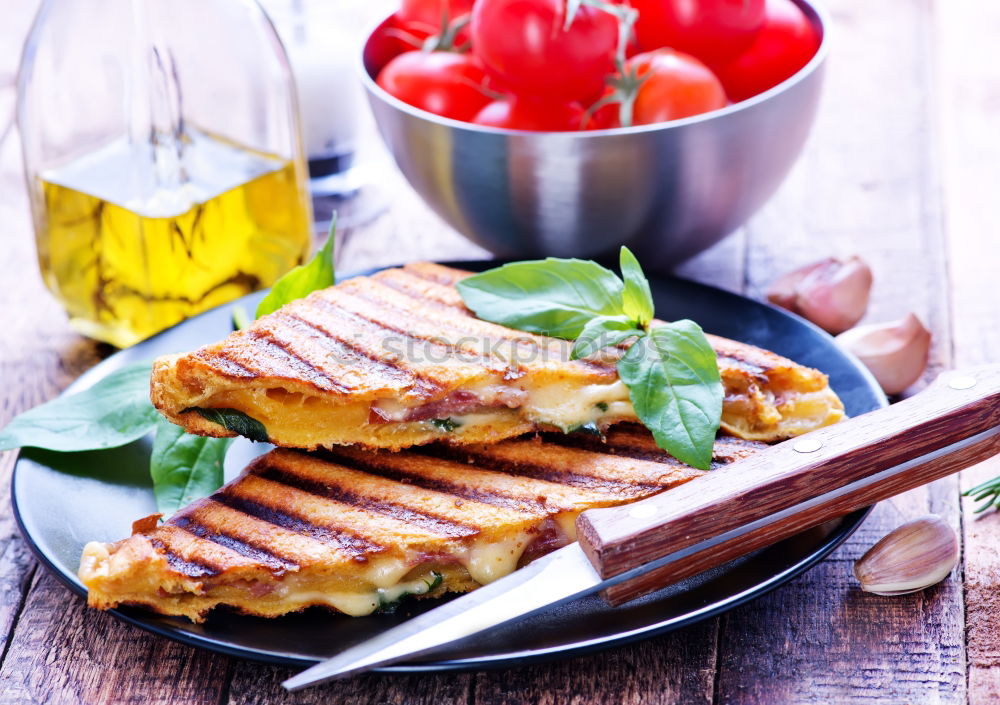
[714,0,965,701]
[227,664,473,705]
[0,572,231,705]
[937,0,1000,702]
[472,621,719,705]
[675,229,747,295]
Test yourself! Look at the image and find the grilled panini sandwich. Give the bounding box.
[80,426,765,621]
[151,262,844,450]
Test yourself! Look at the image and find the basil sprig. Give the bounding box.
[457,247,722,470]
[0,220,338,515]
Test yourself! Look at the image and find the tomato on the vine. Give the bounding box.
[368,15,420,71]
[396,0,475,49]
[630,49,727,124]
[629,0,765,67]
[377,51,492,121]
[472,98,584,131]
[398,0,475,28]
[713,0,820,102]
[588,49,727,128]
[470,0,618,102]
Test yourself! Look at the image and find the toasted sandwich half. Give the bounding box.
[79,426,765,621]
[150,262,844,450]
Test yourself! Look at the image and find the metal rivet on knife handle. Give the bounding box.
[628,504,659,519]
[793,438,824,453]
[949,375,977,390]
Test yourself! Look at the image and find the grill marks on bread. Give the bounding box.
[84,429,770,621]
[186,262,613,401]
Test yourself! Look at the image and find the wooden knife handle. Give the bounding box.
[576,366,1000,606]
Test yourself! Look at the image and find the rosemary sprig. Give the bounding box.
[963,476,1000,513]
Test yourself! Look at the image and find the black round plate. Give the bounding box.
[11,261,886,671]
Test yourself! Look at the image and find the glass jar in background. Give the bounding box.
[260,0,390,230]
[17,0,313,348]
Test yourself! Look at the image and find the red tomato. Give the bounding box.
[629,0,765,67]
[397,0,474,50]
[398,0,475,29]
[631,49,728,124]
[587,49,727,128]
[377,51,492,121]
[472,98,585,131]
[713,0,820,102]
[470,0,618,102]
[367,15,419,71]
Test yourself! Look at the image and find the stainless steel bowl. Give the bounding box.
[361,0,827,268]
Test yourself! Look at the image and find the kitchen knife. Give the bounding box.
[284,366,1000,690]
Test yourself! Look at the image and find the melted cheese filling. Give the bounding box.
[265,529,541,616]
[288,574,443,617]
[197,372,838,447]
[198,379,635,446]
[520,380,634,431]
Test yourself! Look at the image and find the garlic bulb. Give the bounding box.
[854,515,958,596]
[835,313,931,395]
[767,257,873,334]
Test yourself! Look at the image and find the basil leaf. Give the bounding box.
[619,246,654,328]
[456,258,625,339]
[150,417,232,516]
[192,407,269,443]
[256,216,336,318]
[570,315,642,360]
[616,321,722,470]
[0,361,157,452]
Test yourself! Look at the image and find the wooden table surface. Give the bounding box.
[2,0,1000,703]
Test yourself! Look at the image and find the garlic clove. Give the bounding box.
[836,313,932,395]
[854,515,958,596]
[795,256,874,334]
[766,258,830,311]
[766,257,873,334]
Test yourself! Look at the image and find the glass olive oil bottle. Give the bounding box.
[35,132,310,347]
[18,0,313,347]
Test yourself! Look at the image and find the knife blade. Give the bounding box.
[282,542,601,689]
[284,367,1000,690]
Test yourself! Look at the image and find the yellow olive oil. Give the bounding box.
[34,130,312,347]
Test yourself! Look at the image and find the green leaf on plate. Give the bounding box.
[192,407,269,443]
[0,361,157,452]
[456,257,625,339]
[616,321,722,470]
[570,315,642,360]
[255,215,336,318]
[619,246,654,328]
[150,417,232,516]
